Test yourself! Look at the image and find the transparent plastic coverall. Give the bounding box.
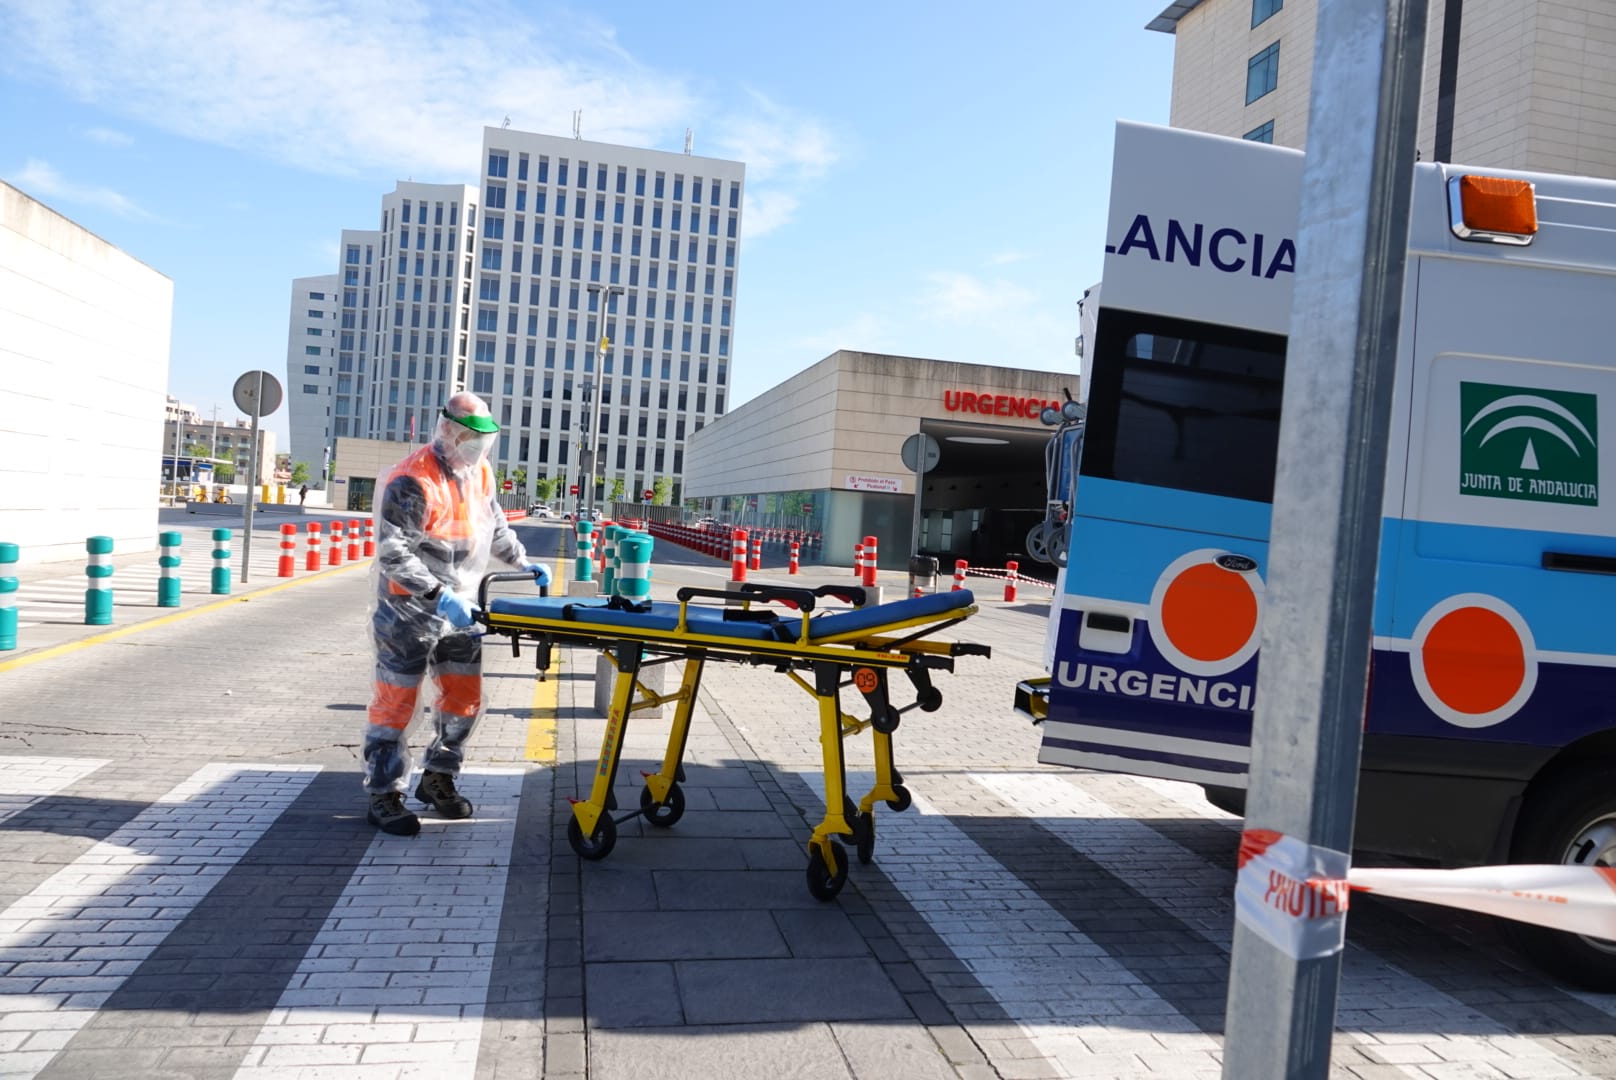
[363,392,550,835]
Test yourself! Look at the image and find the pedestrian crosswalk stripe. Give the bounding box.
[0,758,111,829]
[0,764,321,1080]
[973,771,1580,1079]
[231,768,525,1080]
[787,768,1218,1077]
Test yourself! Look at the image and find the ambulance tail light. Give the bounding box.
[1448,174,1537,246]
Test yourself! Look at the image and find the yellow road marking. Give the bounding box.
[0,561,370,676]
[526,655,559,762]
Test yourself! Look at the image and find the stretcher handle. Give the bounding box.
[812,584,867,607]
[476,569,550,618]
[675,585,817,612]
[736,582,820,611]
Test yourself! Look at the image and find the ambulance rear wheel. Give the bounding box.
[567,812,617,861]
[640,784,685,828]
[1506,763,1616,990]
[806,839,849,900]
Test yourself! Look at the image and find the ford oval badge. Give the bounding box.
[1215,553,1258,573]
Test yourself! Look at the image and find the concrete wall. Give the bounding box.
[683,350,1071,499]
[331,436,416,511]
[0,183,173,565]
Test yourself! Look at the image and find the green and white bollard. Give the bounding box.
[574,521,595,583]
[211,528,233,595]
[616,533,654,603]
[85,536,114,625]
[0,542,18,650]
[601,525,622,597]
[157,531,182,608]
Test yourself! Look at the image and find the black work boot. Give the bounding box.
[415,770,473,819]
[367,791,420,836]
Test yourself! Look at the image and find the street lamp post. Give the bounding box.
[583,282,624,517]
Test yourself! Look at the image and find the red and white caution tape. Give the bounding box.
[1239,825,1616,948]
[1234,829,1351,959]
[1349,864,1616,939]
[963,567,1056,589]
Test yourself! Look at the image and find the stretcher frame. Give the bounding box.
[475,573,990,899]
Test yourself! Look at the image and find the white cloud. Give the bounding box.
[6,159,156,219]
[83,125,133,146]
[989,250,1029,265]
[919,271,1039,321]
[0,1,833,234]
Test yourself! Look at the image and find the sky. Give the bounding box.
[0,0,1176,449]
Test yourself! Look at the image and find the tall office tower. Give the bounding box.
[333,229,382,449]
[367,182,480,445]
[473,127,745,504]
[285,274,339,476]
[1151,0,1616,179]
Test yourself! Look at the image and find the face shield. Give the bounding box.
[434,408,499,471]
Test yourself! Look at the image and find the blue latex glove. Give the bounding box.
[523,562,552,588]
[435,589,476,628]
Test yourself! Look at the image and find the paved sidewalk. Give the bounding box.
[5,524,1616,1078]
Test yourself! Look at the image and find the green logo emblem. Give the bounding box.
[1459,382,1598,506]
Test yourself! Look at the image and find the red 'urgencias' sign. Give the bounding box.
[942,391,1062,419]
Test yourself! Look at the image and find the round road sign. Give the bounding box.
[232,370,283,417]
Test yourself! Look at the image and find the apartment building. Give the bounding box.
[288,125,746,506]
[284,273,338,477]
[468,128,745,505]
[1151,0,1616,178]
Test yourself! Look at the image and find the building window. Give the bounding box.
[1244,120,1275,144]
[488,152,508,178]
[303,364,321,375]
[304,345,321,356]
[303,384,319,394]
[1246,42,1280,105]
[1252,0,1282,27]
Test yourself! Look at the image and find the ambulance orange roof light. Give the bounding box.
[1448,174,1537,246]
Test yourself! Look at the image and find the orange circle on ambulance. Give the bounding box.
[1148,549,1265,677]
[1409,593,1536,729]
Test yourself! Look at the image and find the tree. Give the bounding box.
[214,461,236,484]
[535,476,556,503]
[610,478,626,502]
[512,466,528,496]
[652,477,672,506]
[290,462,310,485]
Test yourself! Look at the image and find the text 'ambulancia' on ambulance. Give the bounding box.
[1016,120,1616,989]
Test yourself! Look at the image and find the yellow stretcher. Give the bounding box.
[475,573,990,899]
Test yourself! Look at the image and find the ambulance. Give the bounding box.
[1018,121,1616,987]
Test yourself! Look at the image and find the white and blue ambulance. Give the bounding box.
[1019,120,1616,987]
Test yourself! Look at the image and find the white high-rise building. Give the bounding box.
[367,184,479,445]
[469,128,745,505]
[289,127,746,508]
[285,273,338,478]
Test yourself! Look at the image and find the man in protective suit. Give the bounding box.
[363,392,551,835]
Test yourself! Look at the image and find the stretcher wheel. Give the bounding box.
[567,812,617,860]
[854,812,876,865]
[872,706,901,734]
[640,784,685,828]
[806,839,849,901]
[886,785,913,813]
[918,688,943,712]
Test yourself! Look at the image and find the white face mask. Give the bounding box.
[446,430,495,469]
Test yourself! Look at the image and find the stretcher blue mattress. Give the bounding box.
[486,588,975,643]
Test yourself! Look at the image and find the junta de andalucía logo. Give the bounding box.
[1459,381,1597,507]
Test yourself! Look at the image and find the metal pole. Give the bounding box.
[172,405,183,503]
[1221,1,1427,1076]
[241,372,263,584]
